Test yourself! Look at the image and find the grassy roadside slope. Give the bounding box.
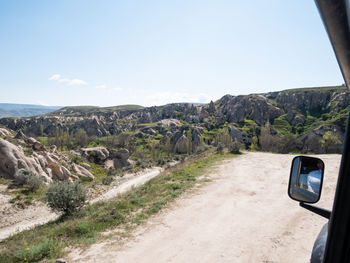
[0,151,239,263]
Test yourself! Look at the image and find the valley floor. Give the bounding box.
[68,152,340,263]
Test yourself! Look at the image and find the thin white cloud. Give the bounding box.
[147,92,211,105]
[58,78,70,83]
[69,79,88,85]
[49,74,61,81]
[49,74,87,86]
[95,85,122,92]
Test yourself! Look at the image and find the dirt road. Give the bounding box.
[69,152,340,263]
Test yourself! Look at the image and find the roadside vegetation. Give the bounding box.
[0,149,238,263]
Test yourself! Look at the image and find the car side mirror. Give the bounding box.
[288,156,325,203]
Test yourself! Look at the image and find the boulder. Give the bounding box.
[80,163,91,170]
[228,126,243,142]
[142,128,157,136]
[158,119,181,127]
[73,164,94,181]
[81,147,109,164]
[47,160,67,180]
[174,135,188,154]
[0,138,51,182]
[171,130,184,145]
[0,128,11,137]
[33,141,46,151]
[298,125,343,154]
[199,109,209,121]
[15,130,27,140]
[249,97,284,125]
[286,110,294,123]
[26,137,46,151]
[291,114,305,126]
[51,145,58,154]
[299,132,324,154]
[41,153,67,180]
[109,149,131,168]
[109,148,129,160]
[191,127,202,146]
[32,152,48,169]
[188,115,200,124]
[26,137,37,144]
[208,100,216,114]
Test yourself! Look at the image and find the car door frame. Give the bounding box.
[315,0,350,262]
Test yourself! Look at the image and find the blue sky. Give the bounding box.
[0,0,344,106]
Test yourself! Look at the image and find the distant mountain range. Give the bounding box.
[0,103,62,118]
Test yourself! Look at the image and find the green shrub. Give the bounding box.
[89,163,107,182]
[250,136,259,151]
[278,133,302,154]
[26,175,43,192]
[321,131,342,153]
[73,222,91,236]
[272,115,292,136]
[15,238,58,262]
[14,169,43,192]
[216,142,225,153]
[15,169,33,185]
[169,182,182,190]
[228,140,241,154]
[107,168,119,177]
[136,158,152,168]
[157,158,166,165]
[102,176,114,185]
[46,182,86,215]
[195,144,210,154]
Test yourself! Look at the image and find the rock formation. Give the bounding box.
[0,86,348,154]
[0,136,100,183]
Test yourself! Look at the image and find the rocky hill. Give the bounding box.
[0,85,348,157]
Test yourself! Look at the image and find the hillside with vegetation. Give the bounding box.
[0,85,348,157]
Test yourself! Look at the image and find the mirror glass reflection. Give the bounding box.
[289,156,324,203]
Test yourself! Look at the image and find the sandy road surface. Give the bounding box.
[69,152,340,263]
[92,167,163,204]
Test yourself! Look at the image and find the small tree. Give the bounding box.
[250,136,259,151]
[214,128,232,147]
[278,133,301,154]
[186,129,193,154]
[75,128,88,147]
[216,142,225,154]
[260,122,280,152]
[118,132,132,148]
[321,131,342,153]
[150,140,161,162]
[306,135,323,153]
[163,136,173,157]
[46,182,86,215]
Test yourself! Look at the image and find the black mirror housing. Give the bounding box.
[288,156,325,203]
